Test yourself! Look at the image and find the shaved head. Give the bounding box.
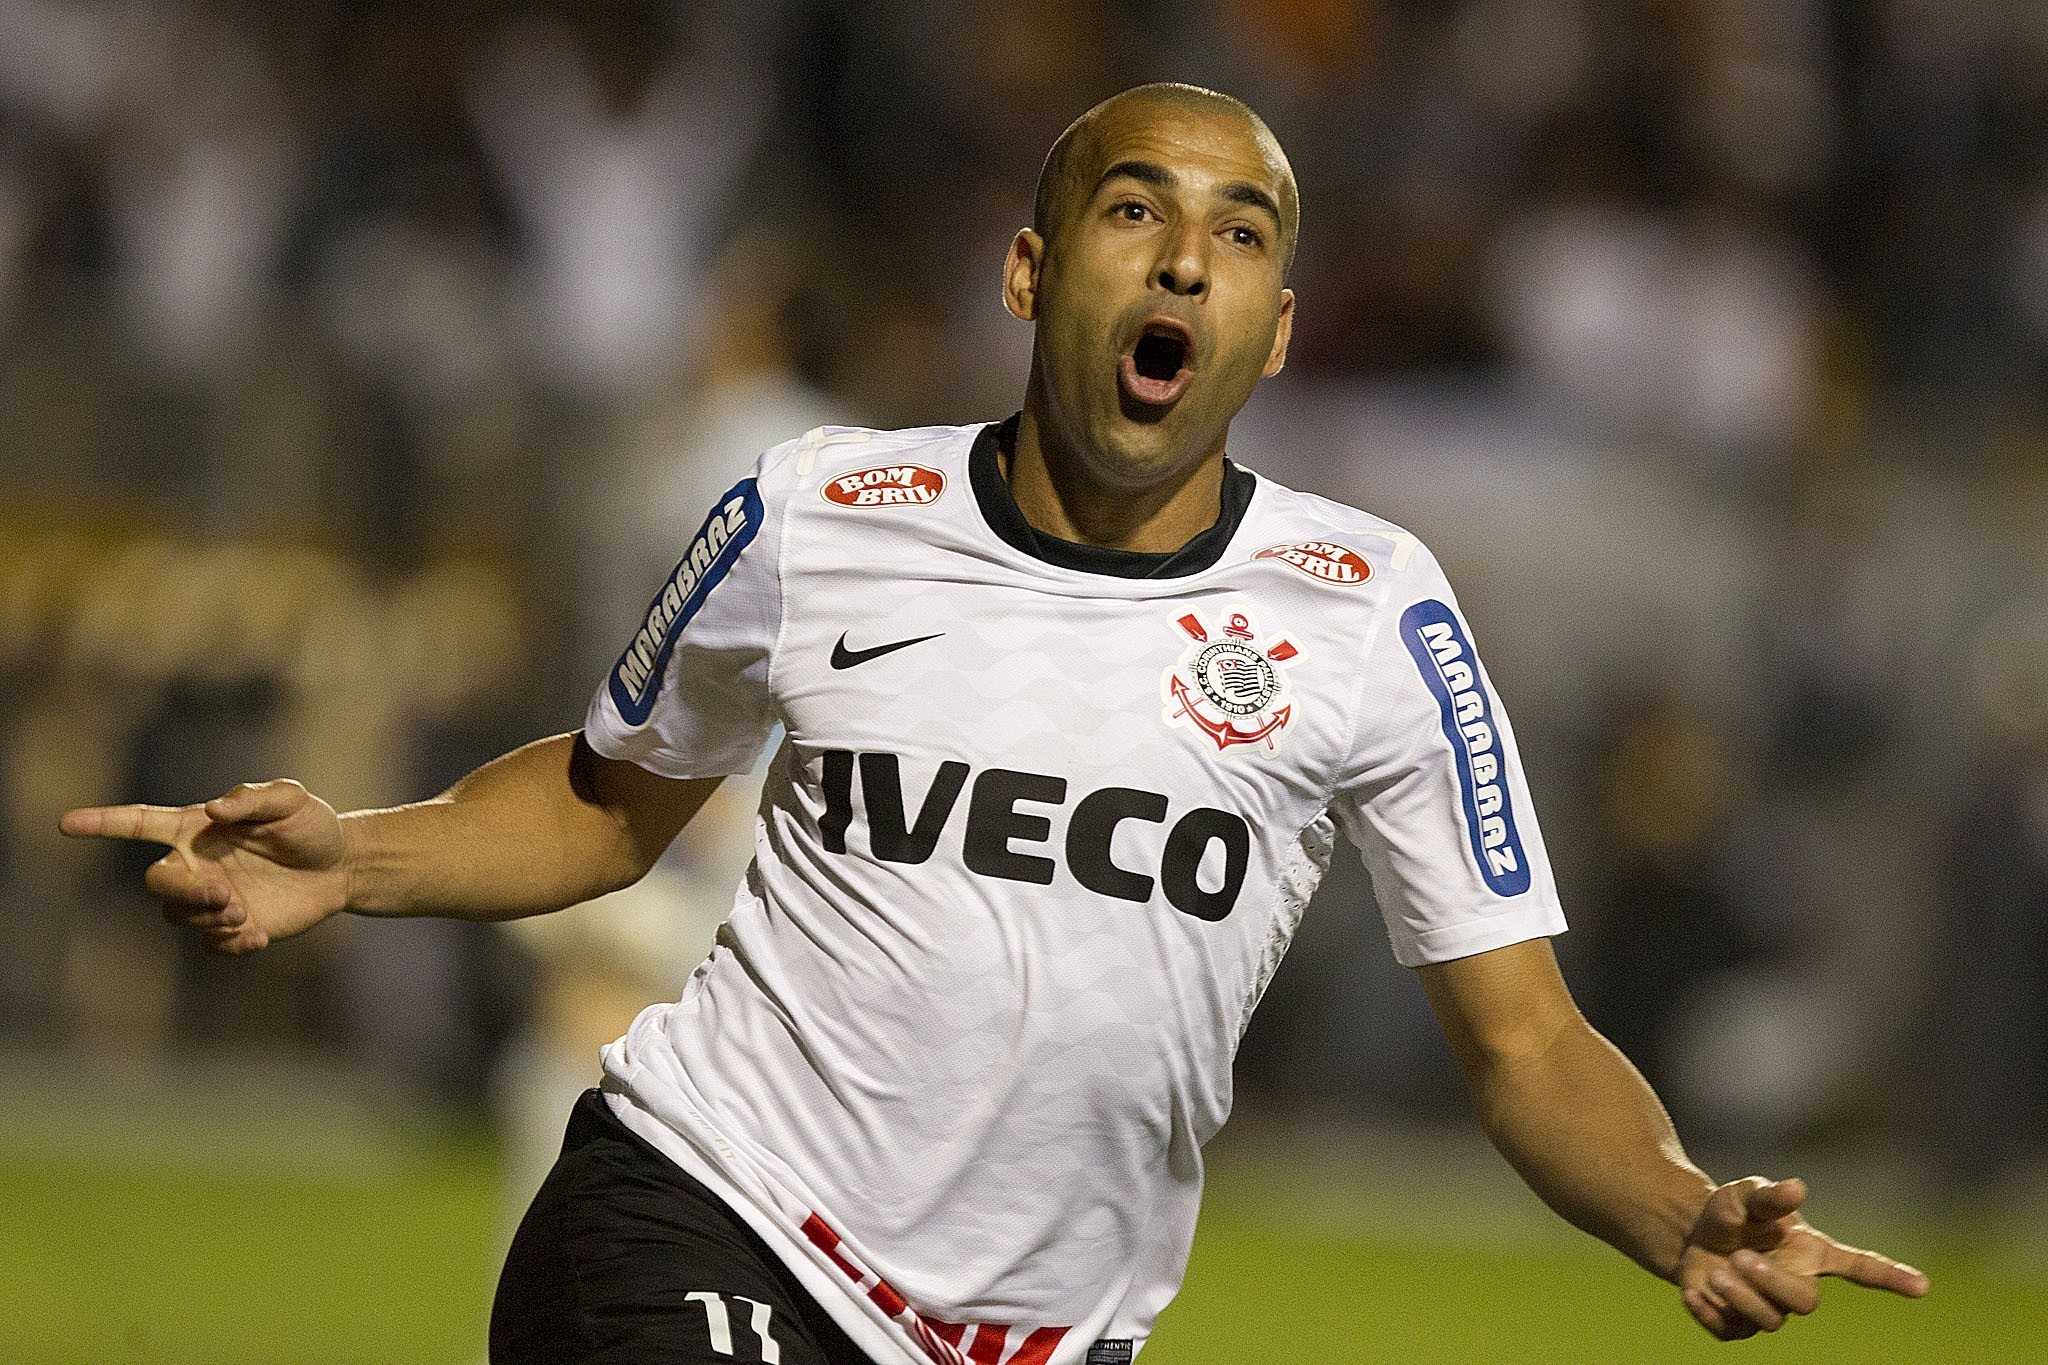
[1033,83,1299,275]
[1003,80,1299,508]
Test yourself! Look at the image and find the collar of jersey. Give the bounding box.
[968,414,1257,580]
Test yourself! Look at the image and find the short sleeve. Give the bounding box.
[1329,545,1567,967]
[582,441,794,779]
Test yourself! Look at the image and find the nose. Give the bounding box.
[1153,220,1207,298]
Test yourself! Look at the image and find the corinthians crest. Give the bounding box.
[1163,610,1300,752]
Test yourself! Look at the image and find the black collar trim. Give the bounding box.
[968,415,1255,579]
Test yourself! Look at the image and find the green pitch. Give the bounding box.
[2,1130,2040,1363]
[1155,1175,2045,1363]
[0,1144,500,1365]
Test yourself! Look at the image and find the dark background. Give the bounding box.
[2,0,2043,1248]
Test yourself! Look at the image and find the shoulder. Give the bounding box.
[754,421,986,507]
[1238,465,1448,591]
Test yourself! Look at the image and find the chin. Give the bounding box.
[1087,410,1201,487]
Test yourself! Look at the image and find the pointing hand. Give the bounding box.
[61,780,351,954]
[1678,1176,1928,1340]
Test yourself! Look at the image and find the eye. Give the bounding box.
[1111,200,1151,222]
[1226,225,1264,248]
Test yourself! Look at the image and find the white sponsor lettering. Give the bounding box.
[1255,540,1372,585]
[835,466,921,494]
[615,495,751,703]
[1276,545,1362,582]
[851,485,937,505]
[1423,614,1518,864]
[822,463,946,508]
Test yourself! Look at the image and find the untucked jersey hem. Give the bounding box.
[600,1080,919,1365]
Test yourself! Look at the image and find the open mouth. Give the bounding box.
[1119,319,1195,407]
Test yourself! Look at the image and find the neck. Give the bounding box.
[1008,380,1227,553]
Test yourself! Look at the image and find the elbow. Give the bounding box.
[1459,1007,1584,1088]
[1459,1010,1601,1128]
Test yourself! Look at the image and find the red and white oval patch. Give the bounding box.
[820,463,947,508]
[1253,541,1372,586]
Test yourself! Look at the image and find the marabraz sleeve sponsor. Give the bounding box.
[608,478,764,726]
[1397,599,1532,896]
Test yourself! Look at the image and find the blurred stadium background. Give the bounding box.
[2,0,2045,1359]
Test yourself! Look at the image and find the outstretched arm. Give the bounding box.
[1417,938,1928,1340]
[61,732,721,954]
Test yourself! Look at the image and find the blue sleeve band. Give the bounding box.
[1398,599,1532,896]
[607,477,764,727]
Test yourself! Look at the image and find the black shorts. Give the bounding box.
[490,1088,873,1364]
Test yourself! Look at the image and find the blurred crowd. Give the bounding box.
[1,0,2044,1210]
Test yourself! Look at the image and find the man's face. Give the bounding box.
[1007,101,1294,489]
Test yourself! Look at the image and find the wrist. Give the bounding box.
[336,808,388,916]
[1657,1176,1719,1282]
[337,811,361,916]
[334,800,454,918]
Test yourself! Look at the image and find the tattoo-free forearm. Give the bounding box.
[338,733,651,921]
[1468,1016,1714,1281]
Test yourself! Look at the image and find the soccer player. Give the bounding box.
[63,84,1927,1364]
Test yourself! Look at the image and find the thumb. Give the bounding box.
[1700,1177,1768,1239]
[205,779,306,826]
[1742,1177,1807,1224]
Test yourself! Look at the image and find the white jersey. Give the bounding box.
[584,418,1566,1365]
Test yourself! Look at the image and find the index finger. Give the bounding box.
[1822,1240,1930,1299]
[59,804,194,848]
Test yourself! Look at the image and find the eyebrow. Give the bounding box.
[1097,160,1283,229]
[1219,181,1283,228]
[1098,160,1174,192]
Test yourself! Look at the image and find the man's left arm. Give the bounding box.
[1417,937,1930,1340]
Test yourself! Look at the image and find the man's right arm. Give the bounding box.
[68,443,793,953]
[61,731,721,954]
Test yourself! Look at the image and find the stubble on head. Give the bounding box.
[1031,85,1300,284]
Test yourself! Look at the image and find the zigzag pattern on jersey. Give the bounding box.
[800,1212,1069,1365]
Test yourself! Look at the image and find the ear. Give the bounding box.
[1004,229,1044,322]
[1261,289,1294,378]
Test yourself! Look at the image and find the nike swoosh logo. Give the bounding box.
[831,631,944,670]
